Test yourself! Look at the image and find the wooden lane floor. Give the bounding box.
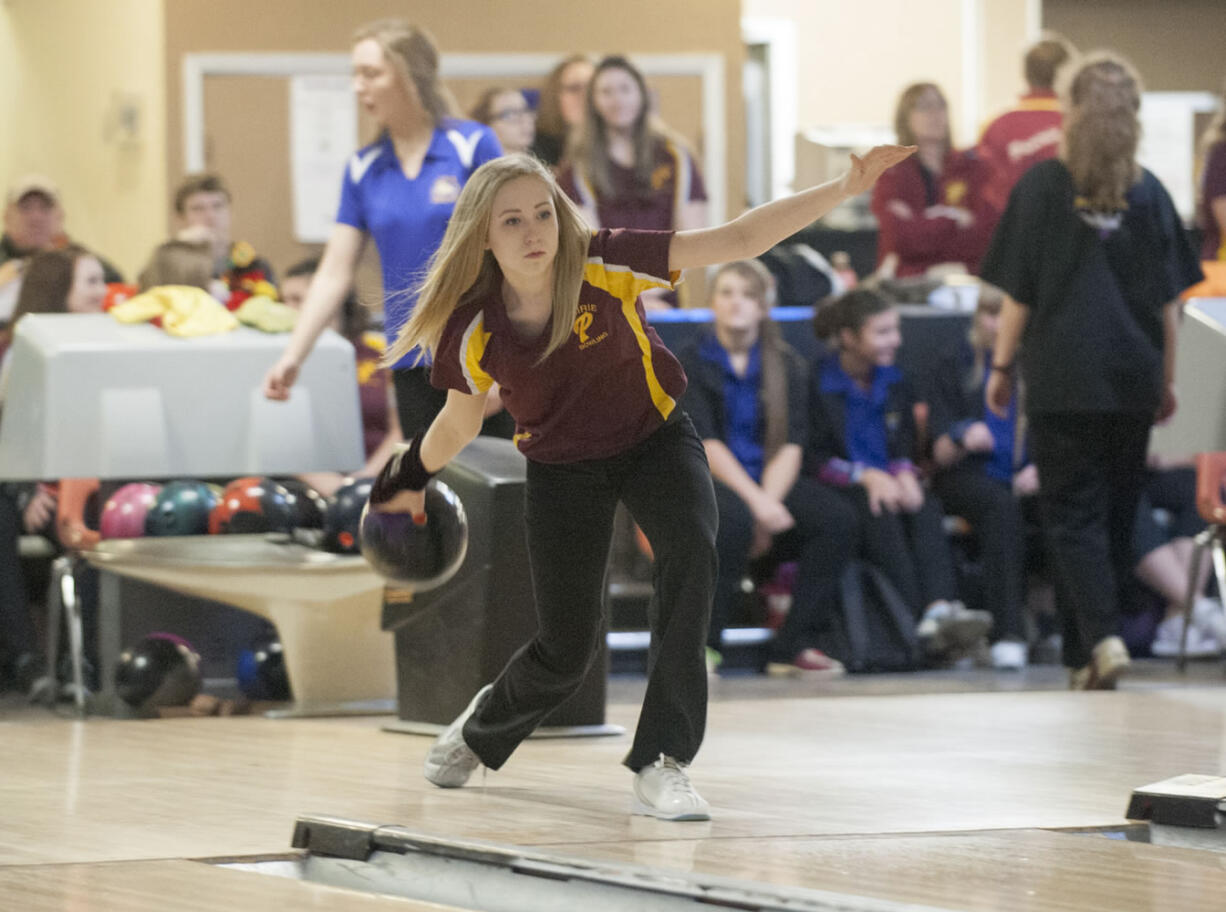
[555,828,1226,912]
[1,683,1223,872]
[0,859,472,912]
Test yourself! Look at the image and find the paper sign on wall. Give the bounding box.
[289,75,358,243]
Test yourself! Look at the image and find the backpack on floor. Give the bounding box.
[821,560,923,672]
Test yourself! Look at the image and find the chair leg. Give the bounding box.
[1177,529,1213,673]
[28,556,68,705]
[60,557,90,716]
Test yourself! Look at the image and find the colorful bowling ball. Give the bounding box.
[113,633,202,709]
[276,478,327,530]
[359,480,468,591]
[208,476,294,534]
[144,481,219,536]
[99,483,162,539]
[322,478,373,553]
[236,636,291,701]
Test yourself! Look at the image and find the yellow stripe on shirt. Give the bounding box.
[616,296,676,420]
[460,311,494,393]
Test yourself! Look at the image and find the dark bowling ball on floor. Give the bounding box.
[209,476,295,534]
[113,633,203,709]
[322,477,373,553]
[276,479,327,530]
[235,637,291,701]
[144,480,219,536]
[359,480,468,591]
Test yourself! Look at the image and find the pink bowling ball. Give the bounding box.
[99,483,163,539]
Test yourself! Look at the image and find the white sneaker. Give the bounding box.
[632,755,710,821]
[424,684,491,788]
[1192,597,1226,644]
[1151,616,1221,659]
[990,639,1028,670]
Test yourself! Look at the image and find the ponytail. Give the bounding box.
[813,288,892,345]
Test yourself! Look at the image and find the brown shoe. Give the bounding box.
[1069,635,1130,690]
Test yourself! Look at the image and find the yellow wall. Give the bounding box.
[0,6,19,190]
[2,0,167,279]
[743,0,1034,144]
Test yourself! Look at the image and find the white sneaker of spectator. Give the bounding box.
[1150,616,1221,659]
[989,639,1028,670]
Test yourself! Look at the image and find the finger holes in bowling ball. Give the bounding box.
[359,480,468,591]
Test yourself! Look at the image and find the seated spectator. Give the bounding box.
[677,260,855,677]
[1,176,123,324]
[137,238,224,298]
[1196,77,1226,261]
[872,84,993,277]
[807,288,991,660]
[0,246,109,692]
[531,54,593,168]
[926,286,1032,669]
[1132,461,1226,657]
[1,246,107,363]
[471,87,536,155]
[977,34,1074,215]
[279,257,402,496]
[172,173,276,309]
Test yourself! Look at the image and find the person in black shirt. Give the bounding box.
[982,54,1204,689]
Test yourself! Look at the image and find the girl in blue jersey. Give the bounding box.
[263,19,506,436]
[369,146,913,821]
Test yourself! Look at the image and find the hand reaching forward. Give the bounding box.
[839,145,917,197]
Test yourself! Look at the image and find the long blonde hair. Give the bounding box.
[384,154,592,367]
[351,19,453,126]
[1061,53,1143,212]
[710,260,793,464]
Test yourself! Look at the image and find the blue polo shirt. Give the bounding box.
[336,119,501,368]
[820,358,899,470]
[698,334,764,481]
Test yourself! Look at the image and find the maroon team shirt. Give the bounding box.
[1198,140,1226,261]
[977,90,1064,214]
[870,149,996,277]
[558,139,707,231]
[430,229,687,463]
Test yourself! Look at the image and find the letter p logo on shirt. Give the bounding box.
[573,311,594,343]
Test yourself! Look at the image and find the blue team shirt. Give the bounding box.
[820,358,899,470]
[983,387,1023,482]
[335,120,502,368]
[698,335,764,482]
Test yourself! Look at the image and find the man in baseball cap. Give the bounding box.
[1,174,123,321]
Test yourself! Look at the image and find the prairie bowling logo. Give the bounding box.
[573,306,608,350]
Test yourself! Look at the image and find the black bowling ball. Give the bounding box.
[276,478,328,530]
[113,634,202,709]
[359,480,468,591]
[235,636,291,701]
[322,478,373,553]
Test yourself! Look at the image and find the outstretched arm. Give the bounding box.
[668,145,914,272]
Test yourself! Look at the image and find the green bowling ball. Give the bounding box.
[144,480,220,536]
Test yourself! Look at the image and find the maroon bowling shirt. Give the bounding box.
[977,90,1064,214]
[430,229,686,463]
[557,139,707,231]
